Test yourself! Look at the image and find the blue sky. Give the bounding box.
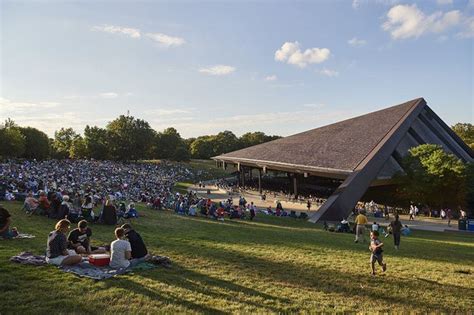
[1,0,473,138]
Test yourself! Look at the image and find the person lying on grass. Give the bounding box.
[369,231,387,276]
[68,220,106,255]
[46,219,82,266]
[109,227,146,269]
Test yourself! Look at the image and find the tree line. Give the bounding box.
[0,116,281,161]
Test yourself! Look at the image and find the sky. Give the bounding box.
[1,0,473,139]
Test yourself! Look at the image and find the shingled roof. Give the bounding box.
[214,97,474,222]
[215,98,423,173]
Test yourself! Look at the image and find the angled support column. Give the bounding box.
[309,99,426,222]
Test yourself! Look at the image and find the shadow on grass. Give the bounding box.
[135,241,472,312]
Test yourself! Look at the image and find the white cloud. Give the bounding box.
[145,33,185,47]
[348,37,367,47]
[302,103,326,109]
[264,75,278,81]
[199,65,236,76]
[352,0,360,9]
[99,92,118,99]
[382,4,461,39]
[437,0,453,4]
[275,42,330,68]
[145,108,193,116]
[93,25,185,48]
[457,16,474,38]
[0,97,60,113]
[92,25,141,38]
[319,69,339,77]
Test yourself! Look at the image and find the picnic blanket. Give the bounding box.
[10,252,172,280]
[1,233,36,240]
[10,252,47,266]
[14,233,36,239]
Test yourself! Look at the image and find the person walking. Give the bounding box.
[354,210,368,243]
[390,214,403,250]
[409,205,415,221]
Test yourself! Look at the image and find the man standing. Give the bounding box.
[354,210,368,243]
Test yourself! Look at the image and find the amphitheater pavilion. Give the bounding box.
[212,98,474,222]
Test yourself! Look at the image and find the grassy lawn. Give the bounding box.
[1,201,473,313]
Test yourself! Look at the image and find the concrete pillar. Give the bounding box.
[293,176,298,199]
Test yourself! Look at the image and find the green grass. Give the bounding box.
[186,159,235,180]
[1,201,473,313]
[174,182,193,194]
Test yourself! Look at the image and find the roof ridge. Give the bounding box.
[352,98,425,171]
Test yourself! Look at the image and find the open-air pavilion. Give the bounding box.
[212,98,474,222]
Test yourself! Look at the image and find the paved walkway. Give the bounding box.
[188,184,467,233]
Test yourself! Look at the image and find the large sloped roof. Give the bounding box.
[215,98,423,172]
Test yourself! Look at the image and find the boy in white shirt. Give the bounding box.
[109,227,132,269]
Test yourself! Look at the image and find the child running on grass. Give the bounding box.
[369,230,387,276]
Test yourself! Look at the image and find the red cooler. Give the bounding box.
[89,254,110,266]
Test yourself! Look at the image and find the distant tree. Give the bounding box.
[213,131,239,155]
[397,144,467,209]
[462,162,474,217]
[172,144,191,162]
[107,115,155,161]
[53,127,79,159]
[18,127,50,160]
[0,121,26,158]
[84,125,109,160]
[69,136,88,159]
[239,131,281,148]
[190,136,216,159]
[452,123,474,150]
[154,127,188,160]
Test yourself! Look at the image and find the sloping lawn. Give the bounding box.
[0,201,473,313]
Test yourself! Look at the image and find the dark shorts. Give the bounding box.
[370,253,384,265]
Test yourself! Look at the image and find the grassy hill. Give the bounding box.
[0,201,473,313]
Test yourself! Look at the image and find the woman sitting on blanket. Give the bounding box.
[46,219,82,266]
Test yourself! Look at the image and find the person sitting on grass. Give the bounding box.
[46,219,82,266]
[124,203,138,219]
[99,199,117,225]
[81,195,94,221]
[38,191,51,216]
[68,220,106,255]
[109,227,146,269]
[23,192,39,215]
[121,224,149,263]
[0,206,18,239]
[369,231,386,276]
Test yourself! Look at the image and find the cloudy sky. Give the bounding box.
[1,0,473,138]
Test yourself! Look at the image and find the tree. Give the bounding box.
[18,127,50,160]
[69,136,88,159]
[213,130,239,155]
[452,123,474,150]
[53,127,79,159]
[107,115,155,161]
[239,131,281,148]
[84,125,109,160]
[154,127,189,160]
[397,144,467,209]
[0,122,25,158]
[465,162,474,217]
[190,136,216,159]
